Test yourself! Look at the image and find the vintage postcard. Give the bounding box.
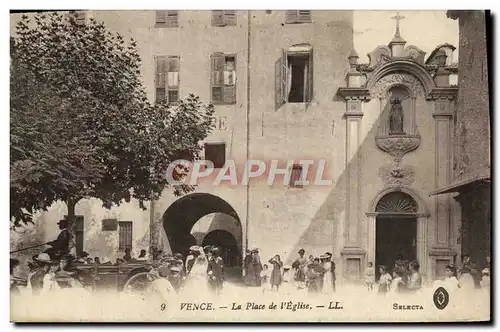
[9,9,491,323]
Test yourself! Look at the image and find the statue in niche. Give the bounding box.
[389,98,405,135]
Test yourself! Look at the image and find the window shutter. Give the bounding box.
[156,11,167,24]
[211,53,225,103]
[286,10,299,24]
[212,10,225,26]
[223,86,236,104]
[166,10,179,27]
[298,10,312,23]
[281,49,288,105]
[224,10,237,26]
[155,56,167,103]
[306,48,314,104]
[119,222,133,251]
[274,56,282,110]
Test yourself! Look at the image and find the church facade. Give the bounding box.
[11,10,462,284]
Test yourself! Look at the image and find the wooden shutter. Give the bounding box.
[306,48,314,104]
[224,10,237,26]
[211,53,225,103]
[155,56,167,103]
[212,10,225,26]
[281,49,288,105]
[156,11,167,24]
[298,10,312,23]
[74,11,86,25]
[286,10,299,24]
[166,10,179,27]
[275,50,288,110]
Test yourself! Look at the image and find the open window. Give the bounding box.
[204,142,226,169]
[290,164,304,188]
[275,44,314,110]
[155,56,180,104]
[211,53,237,104]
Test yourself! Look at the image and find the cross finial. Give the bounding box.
[391,11,405,38]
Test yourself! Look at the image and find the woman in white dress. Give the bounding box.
[184,246,210,296]
[322,255,334,294]
[40,262,61,295]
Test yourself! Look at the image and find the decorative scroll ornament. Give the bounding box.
[371,73,425,99]
[375,134,421,163]
[379,163,416,186]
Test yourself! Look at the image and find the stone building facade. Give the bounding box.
[430,10,491,268]
[11,10,462,283]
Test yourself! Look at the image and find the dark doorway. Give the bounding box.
[375,216,417,280]
[202,230,241,281]
[162,193,243,277]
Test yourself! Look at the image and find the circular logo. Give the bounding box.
[433,287,450,310]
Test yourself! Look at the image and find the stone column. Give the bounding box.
[417,215,429,281]
[433,100,454,247]
[345,100,363,246]
[366,214,376,264]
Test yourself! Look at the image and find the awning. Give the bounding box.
[429,173,491,196]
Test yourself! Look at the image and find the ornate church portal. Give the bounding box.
[337,13,458,283]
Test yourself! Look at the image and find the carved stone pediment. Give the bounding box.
[367,45,391,68]
[379,163,416,186]
[403,45,426,64]
[375,134,421,162]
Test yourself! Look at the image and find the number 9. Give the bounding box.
[160,303,166,311]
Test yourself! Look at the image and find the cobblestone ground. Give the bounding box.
[11,281,490,322]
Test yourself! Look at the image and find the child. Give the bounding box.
[260,264,270,293]
[378,265,392,294]
[480,268,490,290]
[364,262,375,291]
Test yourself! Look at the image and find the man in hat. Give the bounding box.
[207,247,224,295]
[185,246,199,275]
[243,249,253,286]
[45,219,72,260]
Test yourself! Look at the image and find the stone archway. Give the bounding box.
[367,186,430,279]
[162,193,242,275]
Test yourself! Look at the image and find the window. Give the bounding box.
[212,10,237,27]
[119,221,133,251]
[204,143,226,168]
[155,56,180,104]
[69,11,86,25]
[211,53,236,104]
[275,44,313,109]
[290,164,304,188]
[155,10,179,27]
[286,10,312,24]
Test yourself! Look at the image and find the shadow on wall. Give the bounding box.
[285,97,386,263]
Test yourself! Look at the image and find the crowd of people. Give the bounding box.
[243,249,337,295]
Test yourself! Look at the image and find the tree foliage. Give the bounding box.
[10,12,215,227]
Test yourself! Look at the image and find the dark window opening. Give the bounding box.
[204,143,226,169]
[290,164,304,188]
[288,55,309,103]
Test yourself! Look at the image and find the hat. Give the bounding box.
[35,253,52,263]
[482,268,490,275]
[174,253,183,259]
[250,248,258,253]
[298,249,305,254]
[175,259,184,264]
[324,252,332,257]
[189,245,201,252]
[57,219,68,226]
[212,247,220,253]
[319,254,328,259]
